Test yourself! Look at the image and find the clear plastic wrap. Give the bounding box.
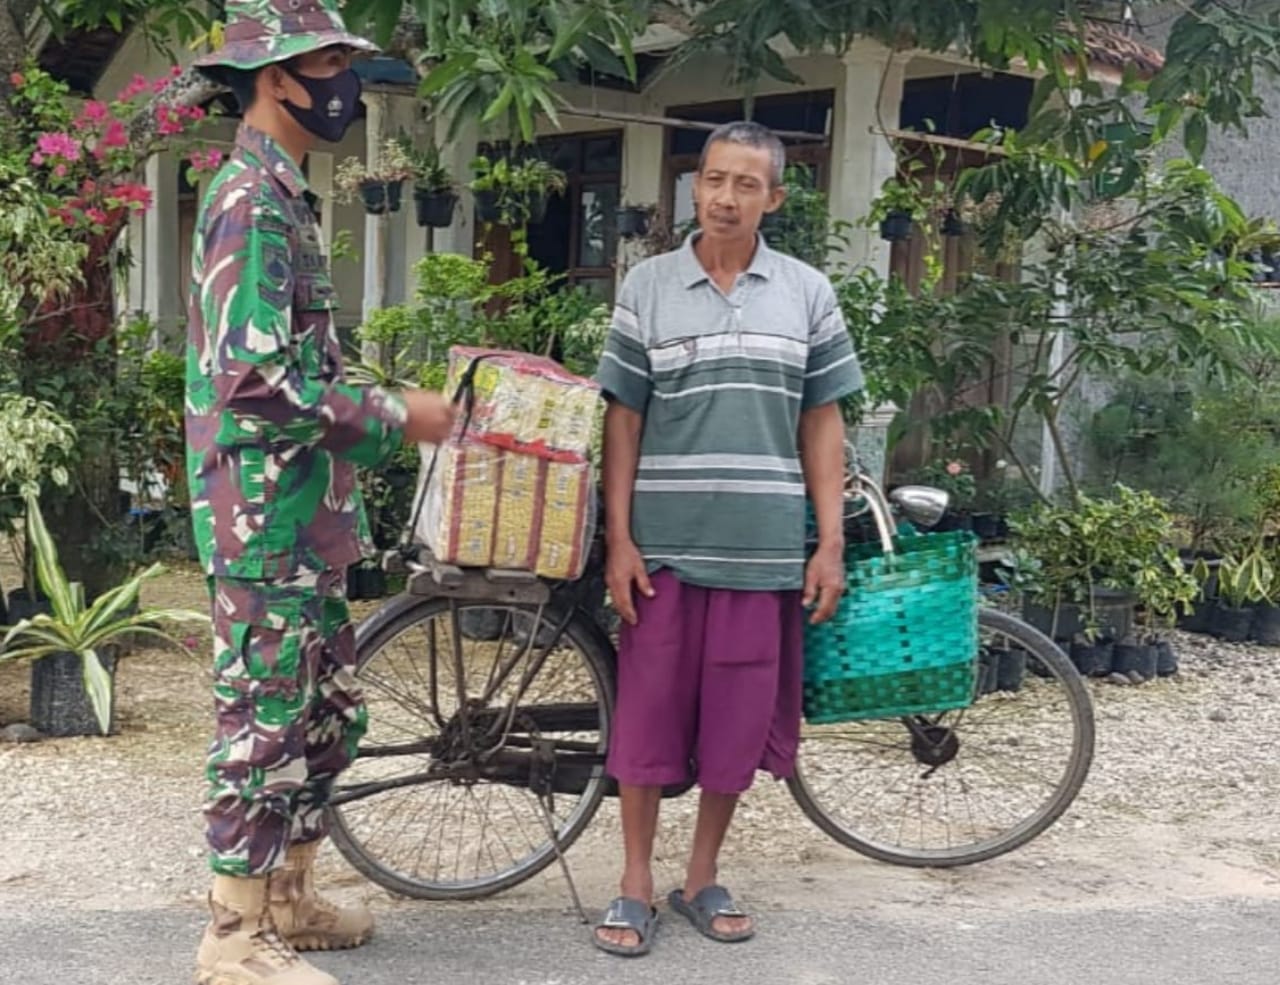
[413,347,600,581]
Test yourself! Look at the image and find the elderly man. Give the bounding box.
[592,120,863,956]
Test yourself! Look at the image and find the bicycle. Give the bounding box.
[324,462,1095,902]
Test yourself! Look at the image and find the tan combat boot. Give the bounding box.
[267,841,374,951]
[195,875,339,985]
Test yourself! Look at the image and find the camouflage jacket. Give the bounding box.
[185,124,406,580]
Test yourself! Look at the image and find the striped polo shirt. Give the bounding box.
[596,233,863,591]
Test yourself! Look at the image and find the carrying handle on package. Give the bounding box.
[398,353,503,558]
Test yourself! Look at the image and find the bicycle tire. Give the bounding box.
[787,607,1095,868]
[326,594,616,900]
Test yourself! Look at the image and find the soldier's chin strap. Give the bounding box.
[397,353,500,561]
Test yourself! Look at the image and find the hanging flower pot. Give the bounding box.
[359,179,403,216]
[941,209,966,237]
[525,188,549,225]
[473,189,503,223]
[414,187,458,228]
[617,205,651,239]
[879,210,913,242]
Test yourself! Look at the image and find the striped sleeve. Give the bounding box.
[802,280,864,410]
[594,274,652,414]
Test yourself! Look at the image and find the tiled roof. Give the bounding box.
[1082,20,1165,79]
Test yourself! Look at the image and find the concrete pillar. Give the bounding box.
[142,152,182,343]
[617,114,666,280]
[828,41,906,275]
[361,92,389,337]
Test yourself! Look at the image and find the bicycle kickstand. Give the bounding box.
[530,737,589,924]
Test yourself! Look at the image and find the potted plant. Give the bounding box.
[469,155,566,227]
[1204,548,1270,642]
[335,138,413,216]
[1,495,205,736]
[404,141,458,229]
[1133,546,1199,677]
[616,203,652,240]
[868,179,925,242]
[1008,486,1176,644]
[972,463,1034,542]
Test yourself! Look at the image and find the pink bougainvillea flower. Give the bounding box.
[109,183,153,210]
[53,164,67,178]
[945,461,964,477]
[36,132,83,162]
[85,207,109,226]
[99,119,128,149]
[82,101,109,123]
[9,72,24,87]
[30,151,44,165]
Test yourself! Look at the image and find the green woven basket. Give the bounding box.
[803,529,979,724]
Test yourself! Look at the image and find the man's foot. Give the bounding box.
[196,875,339,985]
[594,870,654,951]
[268,841,374,951]
[671,884,755,942]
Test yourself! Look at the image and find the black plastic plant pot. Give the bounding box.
[1155,639,1178,677]
[617,206,650,239]
[971,513,1002,542]
[1177,601,1212,635]
[879,210,913,242]
[997,647,1028,692]
[1249,602,1280,646]
[941,209,966,237]
[935,511,974,534]
[1070,640,1114,677]
[1112,641,1157,682]
[977,648,1002,696]
[7,589,51,623]
[30,650,117,738]
[359,180,398,215]
[363,566,387,600]
[473,189,502,223]
[414,188,458,228]
[1209,602,1254,643]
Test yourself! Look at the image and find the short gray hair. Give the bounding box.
[698,121,786,187]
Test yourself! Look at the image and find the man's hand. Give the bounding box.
[605,537,655,626]
[401,389,456,445]
[803,542,844,625]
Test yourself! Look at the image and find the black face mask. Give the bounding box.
[280,64,362,144]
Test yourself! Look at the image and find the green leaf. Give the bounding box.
[1184,112,1209,163]
[481,82,516,123]
[24,497,75,626]
[82,650,113,735]
[547,5,595,63]
[420,53,479,97]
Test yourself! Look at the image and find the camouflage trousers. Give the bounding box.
[204,569,367,877]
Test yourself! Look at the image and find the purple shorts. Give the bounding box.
[605,569,805,795]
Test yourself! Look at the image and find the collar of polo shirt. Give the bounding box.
[678,232,776,289]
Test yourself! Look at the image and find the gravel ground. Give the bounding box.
[2,557,1279,920]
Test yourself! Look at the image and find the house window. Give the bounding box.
[662,91,835,229]
[483,132,623,303]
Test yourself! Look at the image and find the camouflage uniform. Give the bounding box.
[187,1,401,880]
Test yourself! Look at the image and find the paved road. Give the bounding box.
[3,898,1277,985]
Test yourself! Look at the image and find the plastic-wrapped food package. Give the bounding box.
[414,347,601,581]
[445,346,601,461]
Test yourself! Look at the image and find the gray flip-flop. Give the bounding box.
[593,896,659,957]
[668,885,755,943]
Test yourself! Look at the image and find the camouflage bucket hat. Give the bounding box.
[194,0,379,73]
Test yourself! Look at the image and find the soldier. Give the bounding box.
[186,3,455,983]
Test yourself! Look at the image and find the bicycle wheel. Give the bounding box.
[326,594,615,899]
[787,608,1094,867]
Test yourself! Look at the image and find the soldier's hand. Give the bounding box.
[402,389,456,445]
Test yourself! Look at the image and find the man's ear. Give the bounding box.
[260,63,289,101]
[764,184,788,215]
